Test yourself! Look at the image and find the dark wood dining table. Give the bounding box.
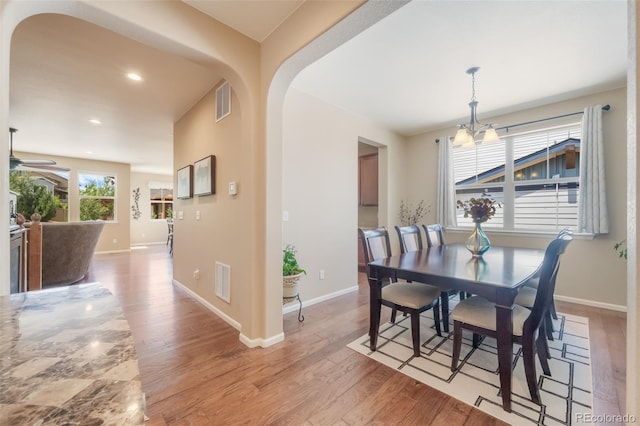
[367,243,545,412]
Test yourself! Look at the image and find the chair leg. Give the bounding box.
[390,307,398,323]
[550,300,558,320]
[432,302,442,337]
[523,336,542,405]
[545,311,554,340]
[472,333,481,348]
[410,310,421,357]
[440,292,450,333]
[451,321,462,372]
[536,332,552,376]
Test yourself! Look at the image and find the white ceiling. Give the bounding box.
[8,1,627,176]
[291,0,627,136]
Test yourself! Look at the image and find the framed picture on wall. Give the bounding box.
[177,165,193,199]
[194,155,216,196]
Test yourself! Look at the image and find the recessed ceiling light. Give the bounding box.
[85,151,93,154]
[89,119,101,125]
[127,72,143,81]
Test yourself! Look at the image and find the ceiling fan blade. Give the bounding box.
[18,159,57,166]
[22,164,71,173]
[8,127,69,172]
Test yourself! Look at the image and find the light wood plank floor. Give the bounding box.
[82,245,626,425]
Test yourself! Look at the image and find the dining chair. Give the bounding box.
[359,227,442,357]
[517,228,573,340]
[422,223,464,332]
[450,233,572,405]
[394,225,423,253]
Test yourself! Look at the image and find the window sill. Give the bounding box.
[444,227,595,240]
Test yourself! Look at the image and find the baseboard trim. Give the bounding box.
[239,332,285,348]
[555,294,627,312]
[283,285,359,315]
[131,242,165,247]
[95,249,131,255]
[172,279,241,331]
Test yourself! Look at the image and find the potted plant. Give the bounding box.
[283,244,306,298]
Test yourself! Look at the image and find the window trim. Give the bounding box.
[452,122,582,235]
[78,171,117,222]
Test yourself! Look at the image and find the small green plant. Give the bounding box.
[614,239,627,260]
[283,244,306,276]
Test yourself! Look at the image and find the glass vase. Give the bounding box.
[465,220,491,257]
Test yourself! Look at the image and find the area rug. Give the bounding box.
[347,298,592,425]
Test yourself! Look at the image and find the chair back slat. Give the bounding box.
[394,225,423,254]
[358,227,392,278]
[423,223,445,248]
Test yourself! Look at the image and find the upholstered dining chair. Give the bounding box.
[359,227,442,357]
[516,228,573,340]
[450,234,572,405]
[394,225,423,253]
[421,223,464,332]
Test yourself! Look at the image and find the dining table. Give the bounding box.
[367,242,545,412]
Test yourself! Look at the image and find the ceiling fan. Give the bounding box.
[9,127,70,172]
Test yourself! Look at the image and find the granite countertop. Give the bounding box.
[0,283,144,425]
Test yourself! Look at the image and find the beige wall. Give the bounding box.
[282,88,405,302]
[405,87,628,309]
[130,172,173,245]
[173,82,254,326]
[14,151,131,253]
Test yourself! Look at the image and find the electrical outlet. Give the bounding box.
[112,238,117,244]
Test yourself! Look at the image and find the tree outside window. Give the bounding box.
[79,173,116,221]
[9,170,69,222]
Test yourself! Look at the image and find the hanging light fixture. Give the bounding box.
[452,67,500,148]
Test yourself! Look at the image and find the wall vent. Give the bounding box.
[215,261,231,303]
[215,81,231,122]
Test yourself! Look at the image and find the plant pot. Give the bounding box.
[283,272,304,298]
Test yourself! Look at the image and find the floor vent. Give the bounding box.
[215,261,231,303]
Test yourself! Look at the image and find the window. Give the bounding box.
[79,172,116,221]
[9,170,69,222]
[150,187,173,219]
[453,123,581,232]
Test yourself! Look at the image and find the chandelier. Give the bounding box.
[452,67,500,148]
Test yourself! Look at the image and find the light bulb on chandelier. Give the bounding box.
[452,67,501,148]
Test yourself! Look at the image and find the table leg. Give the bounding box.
[495,302,514,412]
[369,275,382,351]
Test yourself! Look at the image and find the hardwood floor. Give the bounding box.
[83,245,626,425]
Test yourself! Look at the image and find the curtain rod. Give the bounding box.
[435,104,610,143]
[496,104,610,133]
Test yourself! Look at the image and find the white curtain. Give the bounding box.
[437,136,457,228]
[578,105,609,234]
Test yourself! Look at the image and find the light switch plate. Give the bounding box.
[228,181,237,195]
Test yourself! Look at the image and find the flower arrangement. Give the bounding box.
[283,244,306,276]
[457,194,501,223]
[399,200,431,226]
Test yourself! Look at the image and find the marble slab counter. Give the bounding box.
[0,283,144,425]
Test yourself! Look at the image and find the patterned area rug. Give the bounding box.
[347,298,592,425]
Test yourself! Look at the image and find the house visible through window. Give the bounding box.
[79,172,116,221]
[150,187,173,219]
[453,123,581,232]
